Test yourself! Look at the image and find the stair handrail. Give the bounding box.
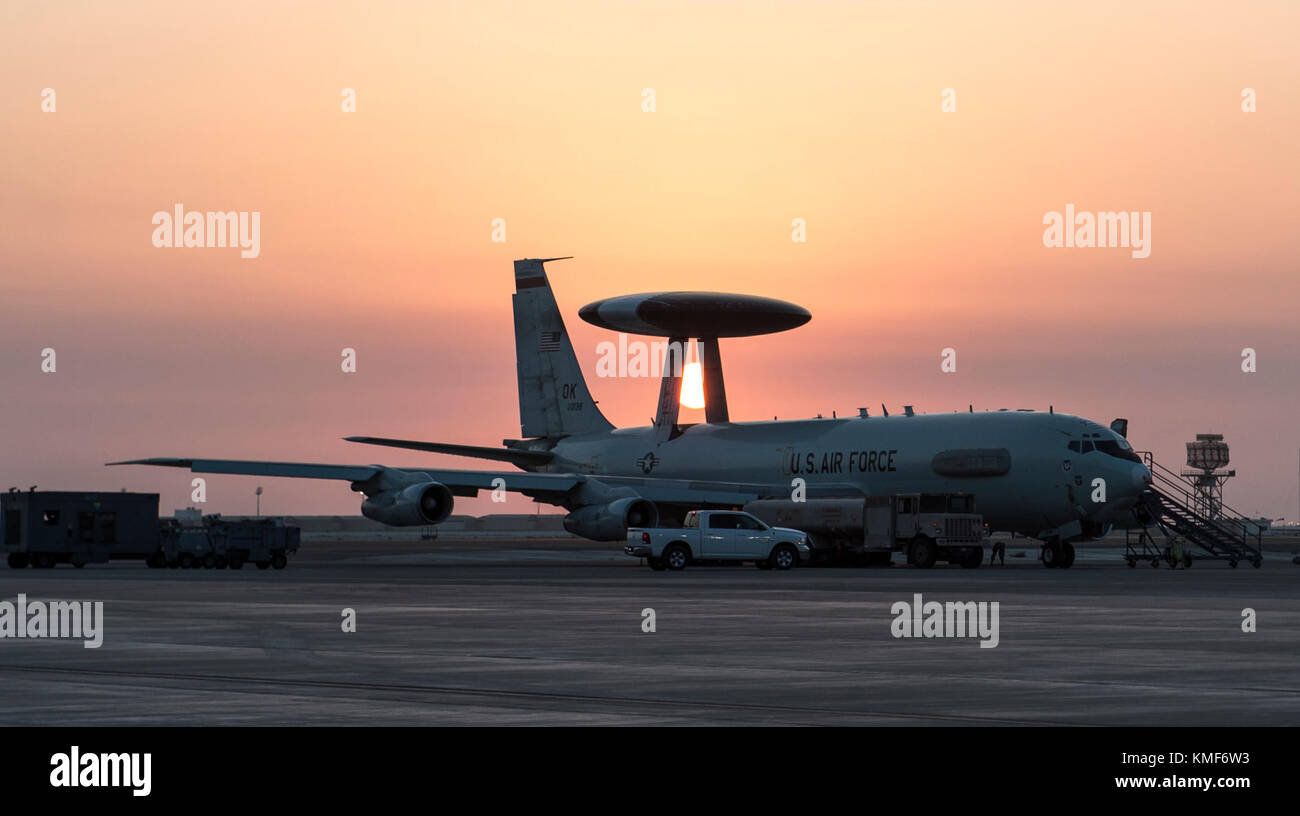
[1137,452,1262,558]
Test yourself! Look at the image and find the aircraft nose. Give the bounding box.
[1131,463,1152,492]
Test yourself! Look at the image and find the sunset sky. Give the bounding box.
[2,1,1298,519]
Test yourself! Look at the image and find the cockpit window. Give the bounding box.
[1081,440,1094,453]
[1095,439,1142,463]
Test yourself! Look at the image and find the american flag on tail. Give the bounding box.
[538,331,561,352]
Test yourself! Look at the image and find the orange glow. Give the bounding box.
[680,362,705,410]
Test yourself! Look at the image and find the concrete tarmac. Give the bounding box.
[1,539,1297,726]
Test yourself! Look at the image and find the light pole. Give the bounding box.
[255,486,263,517]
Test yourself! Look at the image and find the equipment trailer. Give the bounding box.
[744,492,986,567]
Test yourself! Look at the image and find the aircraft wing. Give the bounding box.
[106,458,848,508]
[108,458,383,482]
[108,458,583,498]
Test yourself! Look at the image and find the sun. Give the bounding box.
[679,361,705,409]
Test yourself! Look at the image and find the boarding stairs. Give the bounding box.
[1126,452,1263,568]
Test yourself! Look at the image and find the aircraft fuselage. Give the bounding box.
[541,410,1150,539]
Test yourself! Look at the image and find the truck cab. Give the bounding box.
[868,492,985,568]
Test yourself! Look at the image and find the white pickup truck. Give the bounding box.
[625,510,812,571]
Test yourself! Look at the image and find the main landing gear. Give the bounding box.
[1040,539,1076,569]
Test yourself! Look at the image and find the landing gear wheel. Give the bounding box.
[647,557,667,571]
[960,547,983,568]
[907,537,937,569]
[1041,541,1063,568]
[7,553,28,569]
[1058,542,1076,569]
[770,544,797,571]
[270,552,288,570]
[663,544,689,572]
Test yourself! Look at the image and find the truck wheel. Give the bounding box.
[215,556,228,569]
[202,553,216,569]
[663,544,689,571]
[908,537,937,569]
[255,560,271,570]
[770,544,797,571]
[271,552,288,570]
[960,547,983,568]
[7,553,28,569]
[647,557,667,571]
[179,553,195,569]
[229,556,245,570]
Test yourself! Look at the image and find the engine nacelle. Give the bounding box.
[563,497,659,541]
[360,481,454,526]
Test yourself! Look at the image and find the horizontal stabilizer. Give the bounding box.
[344,437,553,467]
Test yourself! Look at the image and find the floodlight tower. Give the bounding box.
[1182,434,1234,520]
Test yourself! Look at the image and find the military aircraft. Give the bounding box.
[112,257,1152,568]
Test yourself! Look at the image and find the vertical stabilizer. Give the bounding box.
[512,258,614,438]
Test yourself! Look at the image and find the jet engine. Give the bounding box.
[563,497,659,541]
[360,481,454,526]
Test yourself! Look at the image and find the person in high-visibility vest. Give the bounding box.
[1170,536,1185,568]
